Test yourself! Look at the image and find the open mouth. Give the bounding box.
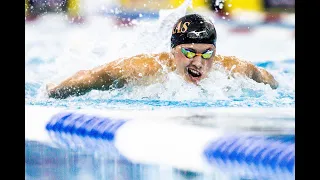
[187,67,202,78]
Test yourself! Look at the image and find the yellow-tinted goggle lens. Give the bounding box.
[201,50,214,59]
[181,48,196,58]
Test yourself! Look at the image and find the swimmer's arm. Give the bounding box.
[215,55,279,89]
[251,67,279,89]
[46,67,121,99]
[47,53,172,99]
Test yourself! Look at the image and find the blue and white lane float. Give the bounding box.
[25,105,295,179]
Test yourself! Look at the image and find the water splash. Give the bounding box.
[113,0,193,55]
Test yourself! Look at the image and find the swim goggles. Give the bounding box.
[181,47,214,59]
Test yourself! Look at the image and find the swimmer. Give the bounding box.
[47,13,278,99]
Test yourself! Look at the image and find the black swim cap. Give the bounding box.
[171,14,217,48]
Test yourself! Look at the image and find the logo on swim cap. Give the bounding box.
[171,14,217,48]
[187,30,209,39]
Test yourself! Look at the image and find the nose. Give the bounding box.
[191,55,203,69]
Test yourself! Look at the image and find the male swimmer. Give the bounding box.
[47,13,278,99]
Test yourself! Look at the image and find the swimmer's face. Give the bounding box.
[171,43,216,85]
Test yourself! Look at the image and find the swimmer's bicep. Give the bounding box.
[88,63,125,90]
[233,60,279,89]
[233,60,278,89]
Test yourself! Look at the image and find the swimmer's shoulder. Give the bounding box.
[104,52,175,74]
[214,54,242,62]
[131,52,175,70]
[214,54,252,67]
[157,52,174,64]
